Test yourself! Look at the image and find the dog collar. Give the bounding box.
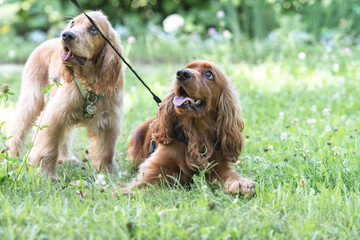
[174,128,221,157]
[148,128,221,158]
[74,78,103,118]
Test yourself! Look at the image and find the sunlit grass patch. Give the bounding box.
[1,42,360,239]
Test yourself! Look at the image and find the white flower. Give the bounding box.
[201,185,208,190]
[189,32,200,42]
[324,125,332,133]
[130,86,137,93]
[70,180,89,186]
[127,36,136,44]
[268,145,273,150]
[292,118,299,124]
[298,52,306,60]
[8,49,16,58]
[157,210,167,216]
[307,118,317,125]
[95,174,106,185]
[332,63,339,72]
[223,30,231,39]
[310,105,317,113]
[338,76,346,83]
[280,132,288,141]
[163,14,185,33]
[332,145,341,156]
[51,73,61,83]
[119,171,129,177]
[279,112,284,119]
[322,108,331,116]
[28,30,47,43]
[118,170,128,178]
[208,27,217,36]
[309,188,316,196]
[254,156,261,163]
[216,10,225,18]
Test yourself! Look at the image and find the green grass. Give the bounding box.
[1,41,360,239]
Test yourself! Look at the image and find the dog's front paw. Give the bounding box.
[28,152,41,168]
[58,154,80,165]
[224,177,255,195]
[28,151,58,180]
[7,138,21,158]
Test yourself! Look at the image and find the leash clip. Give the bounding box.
[87,93,98,104]
[199,145,208,158]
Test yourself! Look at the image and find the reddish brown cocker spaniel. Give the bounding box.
[127,60,255,194]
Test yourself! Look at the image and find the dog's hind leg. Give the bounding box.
[7,63,48,157]
[127,118,154,168]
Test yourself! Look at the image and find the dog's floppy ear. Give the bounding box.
[217,82,244,162]
[59,63,74,83]
[151,92,178,145]
[95,26,124,96]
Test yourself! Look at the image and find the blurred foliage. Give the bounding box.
[1,0,359,40]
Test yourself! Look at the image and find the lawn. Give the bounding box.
[1,39,360,239]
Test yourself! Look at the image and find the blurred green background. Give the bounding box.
[1,0,360,63]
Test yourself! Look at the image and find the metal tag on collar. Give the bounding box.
[86,104,97,115]
[83,93,98,118]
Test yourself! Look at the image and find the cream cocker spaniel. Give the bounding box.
[7,11,124,179]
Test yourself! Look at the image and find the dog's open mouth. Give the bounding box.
[173,87,204,111]
[61,47,87,65]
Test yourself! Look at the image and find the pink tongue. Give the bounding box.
[173,96,195,106]
[61,50,72,61]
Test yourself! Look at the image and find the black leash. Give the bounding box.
[70,0,162,106]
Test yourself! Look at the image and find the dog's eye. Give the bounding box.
[89,26,98,35]
[70,21,74,28]
[204,70,214,80]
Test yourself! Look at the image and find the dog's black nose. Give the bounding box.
[176,69,191,82]
[62,32,76,43]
